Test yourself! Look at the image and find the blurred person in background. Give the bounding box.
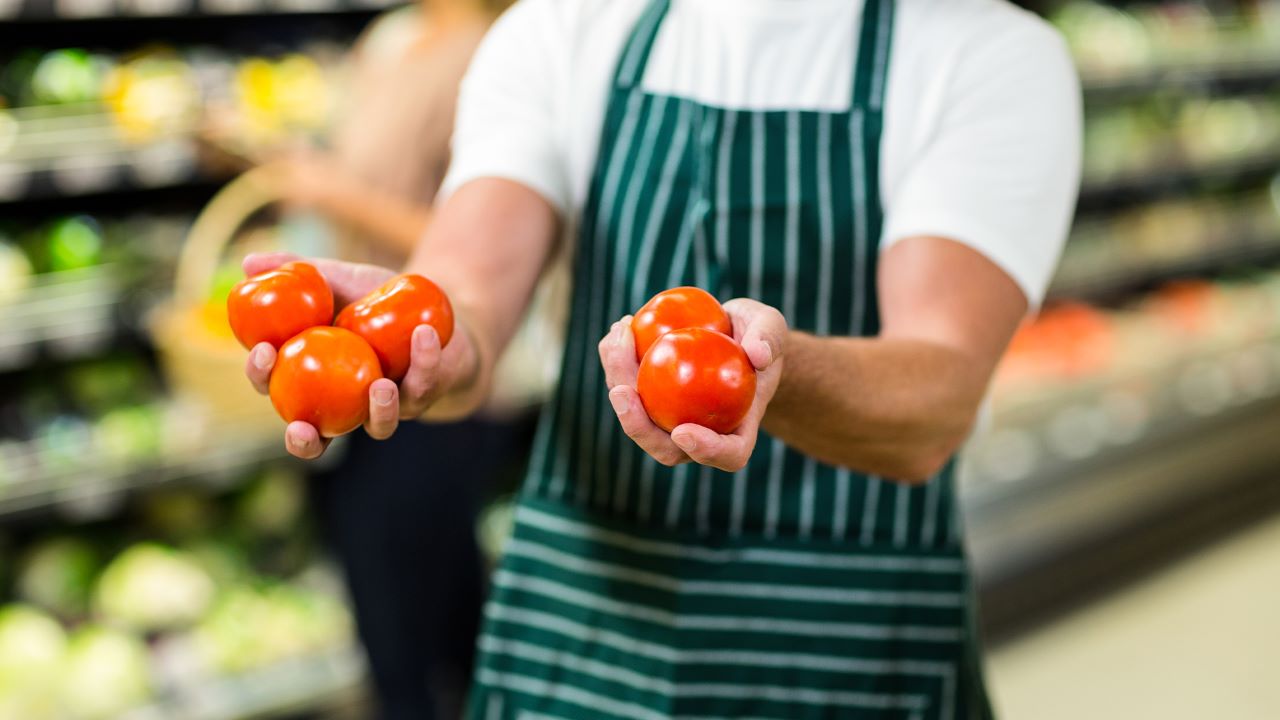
[242,0,1081,716]
[247,1,514,718]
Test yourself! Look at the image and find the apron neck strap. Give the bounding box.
[611,0,895,110]
[852,0,894,112]
[613,0,671,90]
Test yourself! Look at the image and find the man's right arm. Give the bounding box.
[402,176,561,421]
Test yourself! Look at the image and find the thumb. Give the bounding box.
[725,300,787,371]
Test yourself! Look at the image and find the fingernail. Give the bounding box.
[674,432,697,452]
[609,391,629,415]
[614,325,628,347]
[252,346,271,370]
[758,341,773,366]
[373,387,394,406]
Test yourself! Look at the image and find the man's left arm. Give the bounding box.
[760,235,1027,482]
[601,235,1026,480]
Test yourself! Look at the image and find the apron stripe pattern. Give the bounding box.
[471,0,994,717]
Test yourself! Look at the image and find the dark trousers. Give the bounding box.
[311,418,526,720]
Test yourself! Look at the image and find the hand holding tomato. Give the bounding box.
[599,298,787,472]
[241,252,475,459]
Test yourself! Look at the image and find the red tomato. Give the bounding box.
[227,261,334,350]
[334,274,455,381]
[636,328,756,434]
[632,286,732,362]
[269,327,383,437]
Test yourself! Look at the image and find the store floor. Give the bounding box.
[986,511,1280,719]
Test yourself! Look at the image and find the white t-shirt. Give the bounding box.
[441,0,1082,305]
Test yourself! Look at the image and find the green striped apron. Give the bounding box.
[469,0,994,717]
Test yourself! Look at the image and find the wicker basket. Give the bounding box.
[150,168,285,434]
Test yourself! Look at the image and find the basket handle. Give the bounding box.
[174,167,283,307]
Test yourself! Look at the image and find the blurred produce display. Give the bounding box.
[1081,95,1280,185]
[1054,183,1280,297]
[1053,0,1280,79]
[0,0,398,22]
[0,43,342,202]
[2,0,1280,711]
[0,468,359,720]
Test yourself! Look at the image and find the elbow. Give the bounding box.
[886,444,956,485]
[877,417,976,485]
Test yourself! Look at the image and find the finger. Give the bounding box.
[671,423,754,472]
[724,300,787,371]
[284,421,331,460]
[365,379,400,440]
[242,251,301,277]
[245,343,276,395]
[609,386,689,467]
[597,316,637,390]
[398,325,443,419]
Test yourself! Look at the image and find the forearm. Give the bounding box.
[763,332,990,482]
[400,179,560,419]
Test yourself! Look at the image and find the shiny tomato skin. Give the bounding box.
[632,286,731,363]
[636,328,756,434]
[227,261,334,350]
[334,274,455,381]
[269,327,383,437]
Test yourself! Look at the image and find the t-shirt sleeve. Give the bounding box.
[881,15,1082,307]
[439,0,571,213]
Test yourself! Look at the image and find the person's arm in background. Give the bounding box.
[601,12,1081,482]
[243,0,569,459]
[254,153,432,255]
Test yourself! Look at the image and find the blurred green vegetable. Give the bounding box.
[94,405,162,463]
[139,489,218,542]
[193,584,351,675]
[65,358,155,416]
[479,498,515,564]
[30,49,107,106]
[235,466,305,536]
[0,605,66,692]
[58,626,152,719]
[46,216,103,273]
[94,543,214,632]
[16,537,99,618]
[0,238,32,305]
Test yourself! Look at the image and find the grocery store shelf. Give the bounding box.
[961,332,1280,592]
[0,0,396,21]
[166,646,366,720]
[1076,148,1280,213]
[0,420,292,522]
[0,267,124,371]
[112,646,366,720]
[0,140,218,205]
[1048,233,1280,303]
[1082,59,1280,102]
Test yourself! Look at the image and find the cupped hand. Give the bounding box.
[242,252,459,459]
[598,298,787,472]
